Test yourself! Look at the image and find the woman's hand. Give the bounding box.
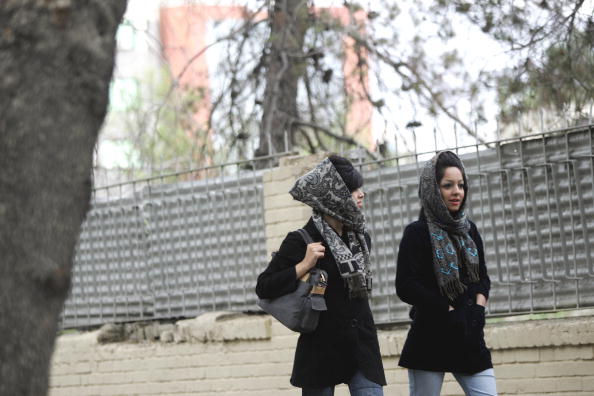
[295,242,325,279]
[476,293,487,307]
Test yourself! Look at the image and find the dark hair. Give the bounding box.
[436,151,465,183]
[328,155,363,192]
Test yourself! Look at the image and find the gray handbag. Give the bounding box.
[257,229,328,333]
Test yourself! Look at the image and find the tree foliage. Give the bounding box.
[118,69,213,176]
[119,0,593,164]
[434,0,594,128]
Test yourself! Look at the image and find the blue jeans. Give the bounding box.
[302,371,384,396]
[408,368,497,396]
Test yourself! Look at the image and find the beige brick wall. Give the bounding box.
[50,311,594,396]
[262,153,328,256]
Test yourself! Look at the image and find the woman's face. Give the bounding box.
[351,188,364,209]
[439,167,465,212]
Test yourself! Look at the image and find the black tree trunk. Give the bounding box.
[0,1,127,395]
[256,0,310,158]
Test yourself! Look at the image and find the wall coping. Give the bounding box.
[376,311,594,358]
[73,312,272,346]
[486,307,594,324]
[58,311,594,358]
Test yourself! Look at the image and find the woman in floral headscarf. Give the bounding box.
[396,151,497,396]
[256,155,386,396]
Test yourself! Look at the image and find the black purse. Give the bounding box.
[257,229,328,333]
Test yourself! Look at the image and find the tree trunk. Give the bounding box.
[0,1,127,395]
[256,0,310,158]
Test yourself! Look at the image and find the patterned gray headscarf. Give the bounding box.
[419,151,480,300]
[289,158,372,299]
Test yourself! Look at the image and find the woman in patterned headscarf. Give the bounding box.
[395,151,497,396]
[256,155,386,396]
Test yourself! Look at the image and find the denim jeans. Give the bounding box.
[408,368,497,396]
[302,370,384,396]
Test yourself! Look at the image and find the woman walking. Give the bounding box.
[395,151,497,396]
[256,155,386,396]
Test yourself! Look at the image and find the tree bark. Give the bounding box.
[0,1,127,395]
[256,0,310,158]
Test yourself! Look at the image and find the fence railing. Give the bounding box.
[362,124,594,322]
[61,154,289,328]
[61,125,594,328]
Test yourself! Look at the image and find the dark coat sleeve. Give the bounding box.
[395,223,450,312]
[365,232,371,252]
[469,221,491,300]
[255,231,305,299]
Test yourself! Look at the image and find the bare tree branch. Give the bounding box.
[298,127,318,153]
[343,27,488,144]
[153,8,268,147]
[292,119,380,160]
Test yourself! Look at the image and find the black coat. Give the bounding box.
[255,218,386,388]
[395,219,493,374]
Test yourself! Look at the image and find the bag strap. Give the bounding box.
[296,228,319,276]
[296,228,314,245]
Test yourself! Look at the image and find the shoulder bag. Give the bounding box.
[257,229,328,333]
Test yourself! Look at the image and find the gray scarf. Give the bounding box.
[419,152,480,300]
[289,158,372,299]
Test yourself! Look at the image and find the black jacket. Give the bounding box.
[255,218,386,388]
[395,219,493,374]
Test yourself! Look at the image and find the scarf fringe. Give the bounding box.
[467,264,480,284]
[440,279,467,301]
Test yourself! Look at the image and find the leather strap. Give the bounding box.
[296,228,314,245]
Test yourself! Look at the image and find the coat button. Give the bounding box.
[467,298,473,306]
[351,319,358,327]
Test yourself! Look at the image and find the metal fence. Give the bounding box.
[60,156,283,328]
[362,124,594,322]
[61,125,594,328]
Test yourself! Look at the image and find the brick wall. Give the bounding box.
[49,311,594,395]
[262,153,327,257]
